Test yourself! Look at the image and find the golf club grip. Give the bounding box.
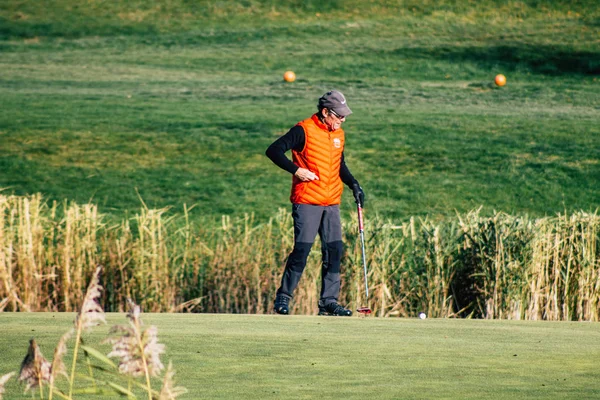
[357,204,364,232]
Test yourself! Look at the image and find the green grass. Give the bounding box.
[1,0,599,222]
[1,313,600,399]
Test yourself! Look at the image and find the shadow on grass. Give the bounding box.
[391,44,600,75]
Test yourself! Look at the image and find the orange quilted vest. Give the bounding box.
[290,114,345,206]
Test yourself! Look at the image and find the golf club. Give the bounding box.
[356,200,372,315]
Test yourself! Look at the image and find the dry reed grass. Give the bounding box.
[1,194,598,320]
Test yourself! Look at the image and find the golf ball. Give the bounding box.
[418,312,427,319]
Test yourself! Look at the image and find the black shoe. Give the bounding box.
[318,302,352,317]
[274,295,290,315]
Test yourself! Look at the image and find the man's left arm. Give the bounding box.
[340,152,365,206]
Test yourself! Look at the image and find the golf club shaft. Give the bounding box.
[357,205,369,299]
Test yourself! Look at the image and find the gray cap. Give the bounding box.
[318,90,352,117]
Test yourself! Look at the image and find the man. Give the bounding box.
[265,90,365,316]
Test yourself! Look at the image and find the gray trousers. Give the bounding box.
[277,204,344,307]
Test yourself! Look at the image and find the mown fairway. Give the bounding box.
[1,1,599,222]
[1,313,600,399]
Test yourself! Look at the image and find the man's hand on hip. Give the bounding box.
[295,168,319,182]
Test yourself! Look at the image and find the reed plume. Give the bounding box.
[19,339,51,395]
[48,329,73,400]
[69,265,105,398]
[158,362,187,400]
[105,299,165,400]
[0,372,16,400]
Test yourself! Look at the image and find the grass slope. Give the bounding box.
[1,313,600,399]
[0,1,599,221]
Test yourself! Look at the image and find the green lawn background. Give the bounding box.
[1,0,598,222]
[1,313,600,399]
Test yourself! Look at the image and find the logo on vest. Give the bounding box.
[333,138,341,148]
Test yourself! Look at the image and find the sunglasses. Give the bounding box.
[329,109,346,120]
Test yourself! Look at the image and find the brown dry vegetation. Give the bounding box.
[0,194,599,320]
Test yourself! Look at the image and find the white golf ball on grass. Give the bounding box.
[418,312,427,319]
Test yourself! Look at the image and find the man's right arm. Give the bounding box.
[265,125,305,175]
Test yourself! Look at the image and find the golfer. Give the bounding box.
[266,90,364,316]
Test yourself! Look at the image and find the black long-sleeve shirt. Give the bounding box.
[265,125,359,188]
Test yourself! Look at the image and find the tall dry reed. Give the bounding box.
[1,194,599,320]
